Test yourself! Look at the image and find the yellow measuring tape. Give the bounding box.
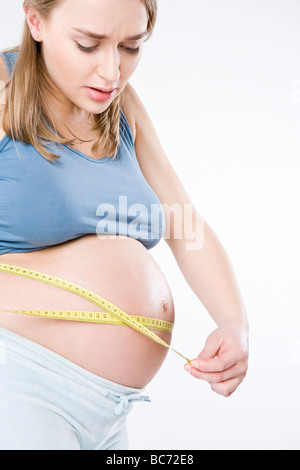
[0,263,191,363]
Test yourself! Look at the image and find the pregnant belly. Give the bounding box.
[0,235,175,388]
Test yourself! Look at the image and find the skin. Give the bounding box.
[25,0,148,141]
[1,0,249,397]
[0,235,175,388]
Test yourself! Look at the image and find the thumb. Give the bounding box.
[198,330,222,360]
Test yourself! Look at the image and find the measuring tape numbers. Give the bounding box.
[0,263,191,363]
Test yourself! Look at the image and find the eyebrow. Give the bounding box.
[71,28,148,41]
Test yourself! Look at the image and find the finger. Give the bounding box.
[186,362,246,384]
[191,350,238,373]
[210,376,244,398]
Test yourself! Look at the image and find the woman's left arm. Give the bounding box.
[122,84,249,397]
[166,218,249,397]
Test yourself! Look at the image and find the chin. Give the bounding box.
[72,99,111,116]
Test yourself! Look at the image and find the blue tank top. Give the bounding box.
[0,51,165,254]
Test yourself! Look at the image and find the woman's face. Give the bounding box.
[25,0,148,117]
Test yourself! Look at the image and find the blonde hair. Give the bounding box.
[1,0,157,162]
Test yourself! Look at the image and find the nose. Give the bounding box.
[96,46,120,84]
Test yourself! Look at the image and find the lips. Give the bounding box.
[85,86,116,102]
[90,87,116,93]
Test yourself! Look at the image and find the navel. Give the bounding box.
[162,301,168,314]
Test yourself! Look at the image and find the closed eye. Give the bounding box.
[76,42,97,53]
[121,46,140,54]
[75,42,140,54]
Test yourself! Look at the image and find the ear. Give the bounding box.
[23,5,44,42]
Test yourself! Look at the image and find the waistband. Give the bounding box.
[0,326,144,394]
[0,326,150,416]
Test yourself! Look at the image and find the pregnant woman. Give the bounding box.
[0,0,249,450]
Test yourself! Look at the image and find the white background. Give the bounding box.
[1,0,300,450]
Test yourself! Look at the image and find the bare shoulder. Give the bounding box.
[121,82,159,145]
[0,56,9,140]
